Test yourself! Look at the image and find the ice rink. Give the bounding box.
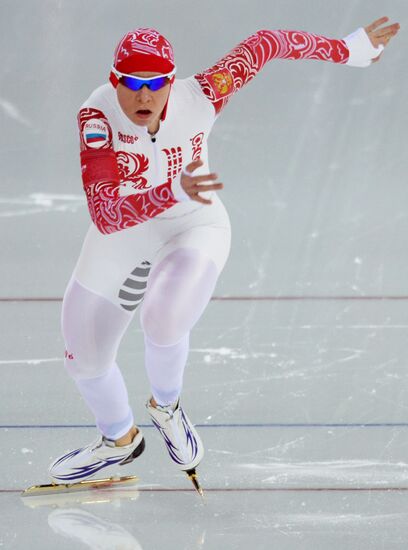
[1,0,408,548]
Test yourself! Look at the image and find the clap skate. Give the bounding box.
[146,397,204,496]
[22,428,145,497]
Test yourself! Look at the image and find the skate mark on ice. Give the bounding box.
[0,357,62,366]
[237,459,408,486]
[0,193,85,217]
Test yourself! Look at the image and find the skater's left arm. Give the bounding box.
[194,16,400,115]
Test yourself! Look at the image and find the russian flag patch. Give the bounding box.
[83,119,109,149]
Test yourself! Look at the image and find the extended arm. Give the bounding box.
[194,21,396,114]
[195,29,349,114]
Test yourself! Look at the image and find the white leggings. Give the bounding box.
[62,197,231,439]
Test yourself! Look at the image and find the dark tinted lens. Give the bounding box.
[121,76,144,91]
[121,75,169,92]
[148,76,169,91]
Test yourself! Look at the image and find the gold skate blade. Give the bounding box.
[185,469,204,498]
[21,475,139,497]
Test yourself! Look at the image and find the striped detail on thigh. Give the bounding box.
[118,261,151,312]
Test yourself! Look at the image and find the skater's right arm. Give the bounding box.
[78,108,177,234]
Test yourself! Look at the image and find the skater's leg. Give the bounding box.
[141,246,223,474]
[140,247,219,406]
[62,278,135,441]
[50,217,158,482]
[140,201,231,408]
[140,201,231,476]
[74,366,136,442]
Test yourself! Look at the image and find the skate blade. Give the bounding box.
[21,475,139,497]
[185,469,204,498]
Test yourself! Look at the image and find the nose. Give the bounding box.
[137,85,152,102]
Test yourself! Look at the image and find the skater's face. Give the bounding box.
[116,71,171,132]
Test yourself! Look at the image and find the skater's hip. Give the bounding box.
[67,194,230,311]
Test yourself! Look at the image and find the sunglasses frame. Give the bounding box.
[111,66,177,91]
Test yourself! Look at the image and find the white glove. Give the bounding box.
[343,27,384,68]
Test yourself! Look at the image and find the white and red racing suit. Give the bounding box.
[62,27,381,438]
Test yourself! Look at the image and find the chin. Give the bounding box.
[133,118,150,125]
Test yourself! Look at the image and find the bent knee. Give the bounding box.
[140,308,185,346]
[63,347,113,380]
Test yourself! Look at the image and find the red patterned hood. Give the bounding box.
[112,28,175,74]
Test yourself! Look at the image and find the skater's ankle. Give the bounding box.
[150,397,177,410]
[115,426,138,447]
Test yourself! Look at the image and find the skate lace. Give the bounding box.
[154,401,175,421]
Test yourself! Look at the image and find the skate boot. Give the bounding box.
[146,398,204,495]
[49,428,145,484]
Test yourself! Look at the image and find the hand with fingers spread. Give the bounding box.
[365,16,401,62]
[180,159,224,205]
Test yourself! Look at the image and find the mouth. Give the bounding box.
[136,109,152,117]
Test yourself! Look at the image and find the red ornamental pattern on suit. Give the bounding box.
[84,178,176,235]
[81,146,180,234]
[194,29,349,114]
[162,147,183,184]
[116,151,151,190]
[80,137,177,234]
[190,133,204,160]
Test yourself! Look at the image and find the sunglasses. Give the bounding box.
[111,66,176,92]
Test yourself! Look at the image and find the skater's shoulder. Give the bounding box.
[172,76,215,116]
[79,83,115,113]
[174,75,207,99]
